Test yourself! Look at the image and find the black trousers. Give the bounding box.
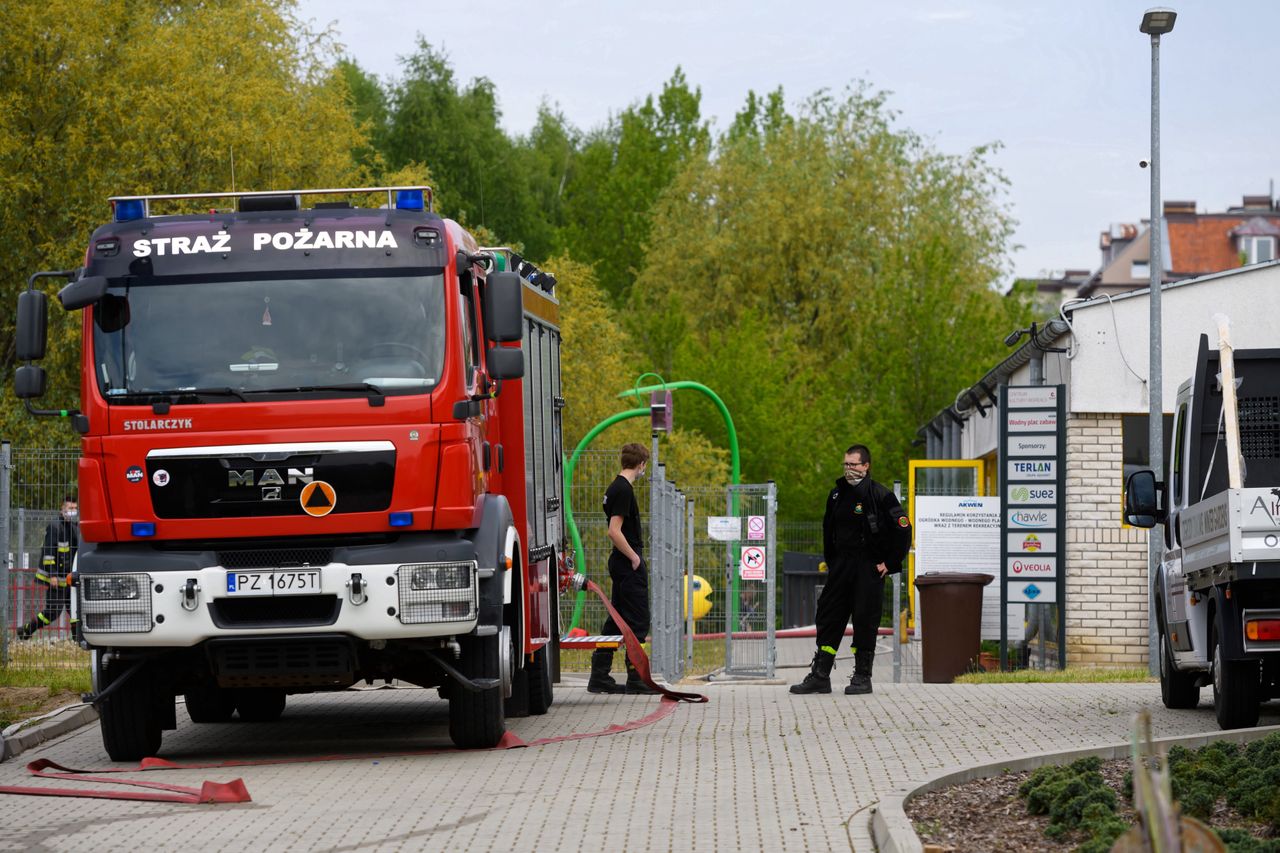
[814,557,885,655]
[600,552,651,640]
[26,584,71,632]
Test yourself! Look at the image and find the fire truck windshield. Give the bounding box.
[92,272,446,402]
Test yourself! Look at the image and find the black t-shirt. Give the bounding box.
[603,475,643,556]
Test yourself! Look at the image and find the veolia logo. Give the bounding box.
[1010,559,1052,574]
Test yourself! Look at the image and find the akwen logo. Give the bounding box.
[1022,534,1042,552]
[959,500,982,508]
[1011,487,1030,501]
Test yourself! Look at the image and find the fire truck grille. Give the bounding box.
[209,595,340,628]
[218,548,334,570]
[210,639,354,688]
[1239,395,1279,459]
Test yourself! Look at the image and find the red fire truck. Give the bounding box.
[13,187,564,760]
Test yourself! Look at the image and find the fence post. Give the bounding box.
[1,441,11,666]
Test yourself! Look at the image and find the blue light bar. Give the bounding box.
[394,189,424,211]
[114,199,146,222]
[388,512,414,528]
[131,522,156,537]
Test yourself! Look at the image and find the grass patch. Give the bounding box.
[0,666,92,693]
[560,638,727,677]
[954,667,1155,684]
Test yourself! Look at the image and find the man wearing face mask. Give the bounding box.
[587,443,660,695]
[790,446,911,695]
[18,495,80,641]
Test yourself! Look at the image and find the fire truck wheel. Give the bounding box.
[184,683,236,723]
[527,644,554,715]
[1212,623,1260,730]
[448,633,506,748]
[1158,620,1199,709]
[98,659,163,762]
[234,688,287,722]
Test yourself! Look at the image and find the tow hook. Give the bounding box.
[180,578,200,612]
[347,572,367,605]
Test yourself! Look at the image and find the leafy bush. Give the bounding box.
[1020,756,1117,838]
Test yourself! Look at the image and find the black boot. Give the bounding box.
[16,620,37,641]
[624,661,661,695]
[846,650,874,695]
[789,650,835,694]
[587,649,625,694]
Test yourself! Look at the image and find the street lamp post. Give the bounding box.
[1140,6,1176,674]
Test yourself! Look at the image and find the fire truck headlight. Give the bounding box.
[396,562,477,624]
[83,575,142,601]
[78,573,154,633]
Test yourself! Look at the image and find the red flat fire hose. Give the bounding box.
[1,576,706,803]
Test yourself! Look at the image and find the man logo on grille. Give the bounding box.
[299,481,337,517]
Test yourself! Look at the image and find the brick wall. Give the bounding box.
[1064,413,1150,665]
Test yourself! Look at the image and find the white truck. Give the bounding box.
[1125,316,1280,729]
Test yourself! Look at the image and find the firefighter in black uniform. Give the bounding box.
[791,445,911,695]
[587,443,660,695]
[17,495,80,640]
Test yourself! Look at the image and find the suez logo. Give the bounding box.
[131,229,398,257]
[1008,485,1056,505]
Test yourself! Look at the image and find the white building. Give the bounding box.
[918,261,1280,665]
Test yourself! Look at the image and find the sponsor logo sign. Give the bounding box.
[1007,531,1057,553]
[1007,556,1057,578]
[1007,484,1057,506]
[1007,459,1056,481]
[1008,581,1058,603]
[1008,436,1055,457]
[1006,386,1058,408]
[1007,508,1056,528]
[1006,411,1058,433]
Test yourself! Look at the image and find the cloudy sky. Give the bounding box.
[295,0,1279,284]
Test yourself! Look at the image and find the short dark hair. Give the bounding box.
[844,444,871,465]
[63,494,77,505]
[620,443,650,469]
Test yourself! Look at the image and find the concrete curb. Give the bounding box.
[0,703,99,763]
[870,722,1280,853]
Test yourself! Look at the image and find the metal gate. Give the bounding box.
[721,482,777,679]
[646,456,690,683]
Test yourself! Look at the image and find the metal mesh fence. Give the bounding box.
[2,445,88,670]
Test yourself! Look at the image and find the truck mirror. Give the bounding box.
[1124,469,1163,527]
[16,290,49,361]
[483,272,523,342]
[486,345,524,380]
[58,275,109,310]
[14,364,47,399]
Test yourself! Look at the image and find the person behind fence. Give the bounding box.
[17,494,80,641]
[587,443,660,695]
[790,445,911,696]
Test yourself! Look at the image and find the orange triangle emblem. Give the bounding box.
[300,481,336,517]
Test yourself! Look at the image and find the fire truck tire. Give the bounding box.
[234,688,287,722]
[1212,624,1260,730]
[98,661,163,762]
[449,633,506,748]
[184,682,236,723]
[527,644,554,715]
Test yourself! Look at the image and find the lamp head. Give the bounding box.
[1004,328,1026,347]
[1140,7,1176,35]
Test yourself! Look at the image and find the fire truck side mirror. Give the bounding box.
[483,272,523,343]
[14,365,48,399]
[486,345,524,380]
[58,275,108,311]
[1123,469,1165,528]
[16,290,49,361]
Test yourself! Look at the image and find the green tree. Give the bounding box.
[560,68,710,303]
[0,0,368,444]
[336,58,391,172]
[630,85,1021,515]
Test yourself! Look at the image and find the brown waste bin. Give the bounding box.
[913,572,994,683]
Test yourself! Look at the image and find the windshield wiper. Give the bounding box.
[156,386,248,402]
[244,383,385,397]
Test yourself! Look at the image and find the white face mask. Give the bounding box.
[63,509,79,522]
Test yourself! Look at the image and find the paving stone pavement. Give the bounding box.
[1,674,1277,852]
